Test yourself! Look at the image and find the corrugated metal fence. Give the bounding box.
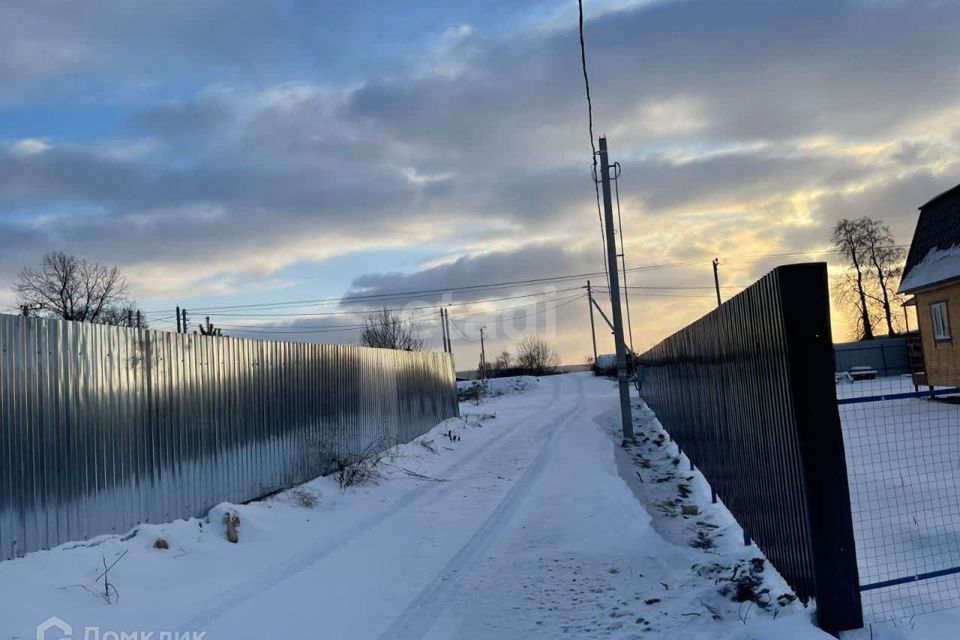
[0,314,458,562]
[834,335,909,377]
[638,263,863,632]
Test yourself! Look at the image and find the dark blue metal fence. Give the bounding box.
[638,263,863,633]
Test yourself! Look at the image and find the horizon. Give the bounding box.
[0,0,950,366]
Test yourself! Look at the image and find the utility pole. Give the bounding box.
[712,258,722,307]
[439,308,448,352]
[586,280,598,364]
[176,306,182,334]
[598,136,634,441]
[479,326,487,382]
[181,308,189,334]
[20,303,42,317]
[444,308,453,356]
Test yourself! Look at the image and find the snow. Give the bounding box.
[0,372,944,639]
[837,376,960,635]
[595,354,617,370]
[835,373,916,399]
[456,375,541,398]
[898,243,960,293]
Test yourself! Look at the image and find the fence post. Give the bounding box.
[778,265,863,632]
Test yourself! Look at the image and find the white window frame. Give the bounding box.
[931,301,951,342]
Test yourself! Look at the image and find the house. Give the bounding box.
[898,183,960,386]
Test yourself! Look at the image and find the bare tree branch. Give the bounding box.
[360,307,426,351]
[14,252,143,326]
[515,336,560,375]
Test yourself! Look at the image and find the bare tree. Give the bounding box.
[493,350,511,372]
[100,302,149,329]
[833,219,875,340]
[360,307,425,351]
[515,336,560,375]
[832,218,907,339]
[860,218,906,336]
[14,252,141,325]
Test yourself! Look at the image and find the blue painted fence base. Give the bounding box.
[860,565,960,592]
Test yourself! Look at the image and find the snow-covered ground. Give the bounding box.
[456,375,540,399]
[838,376,960,634]
[1,371,949,639]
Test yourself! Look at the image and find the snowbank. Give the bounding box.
[457,375,540,399]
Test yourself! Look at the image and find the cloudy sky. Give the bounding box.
[1,0,957,366]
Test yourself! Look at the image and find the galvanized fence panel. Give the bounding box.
[0,314,458,562]
[638,263,863,632]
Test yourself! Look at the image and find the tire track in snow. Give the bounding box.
[175,376,567,634]
[377,374,586,640]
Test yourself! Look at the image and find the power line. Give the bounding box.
[577,0,609,290]
[189,287,584,318]
[144,245,877,319]
[144,261,692,315]
[593,288,724,299]
[447,293,588,342]
[451,291,585,321]
[718,245,909,263]
[219,291,586,334]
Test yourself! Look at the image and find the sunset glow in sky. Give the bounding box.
[0,0,953,365]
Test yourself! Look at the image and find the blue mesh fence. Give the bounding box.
[838,375,960,622]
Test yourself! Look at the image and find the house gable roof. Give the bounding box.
[898,183,960,294]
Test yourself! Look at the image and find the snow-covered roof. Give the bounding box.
[898,244,960,293]
[899,182,960,293]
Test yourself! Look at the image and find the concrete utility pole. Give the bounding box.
[445,309,453,357]
[439,308,448,352]
[712,258,722,307]
[598,136,634,441]
[586,280,598,364]
[176,306,182,333]
[479,326,487,381]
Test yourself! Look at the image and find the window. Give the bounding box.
[931,301,951,341]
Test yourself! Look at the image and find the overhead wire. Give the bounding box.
[577,0,609,290]
[186,287,584,318]
[141,245,871,323]
[218,290,586,334]
[141,261,695,315]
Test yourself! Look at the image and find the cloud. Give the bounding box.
[1,0,959,352]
